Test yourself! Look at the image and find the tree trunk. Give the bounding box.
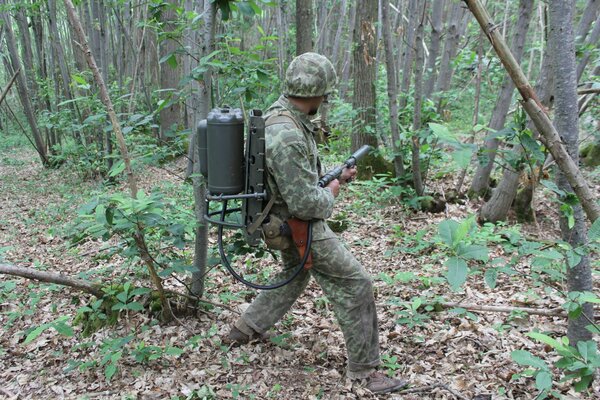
[339,0,357,100]
[381,0,405,178]
[351,0,378,153]
[411,2,427,197]
[330,0,347,69]
[190,0,215,299]
[576,14,600,82]
[159,0,183,141]
[469,0,534,198]
[479,49,554,223]
[295,0,313,55]
[424,0,445,99]
[398,0,418,112]
[548,0,594,345]
[575,0,600,44]
[0,8,48,166]
[435,1,467,110]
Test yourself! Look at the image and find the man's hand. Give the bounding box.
[326,179,340,198]
[339,166,357,185]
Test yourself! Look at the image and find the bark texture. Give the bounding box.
[351,0,378,152]
[548,0,594,344]
[295,0,313,55]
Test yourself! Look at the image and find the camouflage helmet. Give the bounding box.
[283,52,337,98]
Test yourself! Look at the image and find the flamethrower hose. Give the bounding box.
[217,201,313,290]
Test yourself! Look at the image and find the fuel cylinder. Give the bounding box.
[206,107,245,195]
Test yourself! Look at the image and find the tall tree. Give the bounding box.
[295,0,313,55]
[549,0,594,345]
[381,0,404,177]
[424,0,445,99]
[158,0,184,141]
[351,0,378,154]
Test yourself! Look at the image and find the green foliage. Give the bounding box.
[512,333,600,397]
[23,316,74,344]
[436,215,489,291]
[390,296,433,328]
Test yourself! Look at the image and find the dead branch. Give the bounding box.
[578,87,600,95]
[0,263,238,314]
[437,301,568,318]
[0,67,20,107]
[0,263,104,298]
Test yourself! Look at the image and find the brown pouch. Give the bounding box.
[261,215,291,250]
[287,218,313,270]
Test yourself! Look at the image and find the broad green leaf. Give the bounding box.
[535,371,552,391]
[451,147,474,169]
[540,180,565,197]
[24,324,51,344]
[125,302,144,311]
[438,219,460,247]
[457,244,488,261]
[511,350,548,369]
[589,218,600,241]
[105,363,117,381]
[53,321,74,337]
[585,324,600,334]
[394,271,416,282]
[527,332,569,354]
[445,257,468,291]
[484,268,497,289]
[574,375,593,392]
[576,341,597,362]
[165,346,185,356]
[108,161,125,177]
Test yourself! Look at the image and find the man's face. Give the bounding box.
[308,95,326,115]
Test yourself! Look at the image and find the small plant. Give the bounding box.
[391,296,432,328]
[436,215,489,291]
[512,332,600,398]
[381,353,403,377]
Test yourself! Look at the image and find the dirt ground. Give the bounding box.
[1,148,598,399]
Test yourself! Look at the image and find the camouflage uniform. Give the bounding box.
[236,64,381,377]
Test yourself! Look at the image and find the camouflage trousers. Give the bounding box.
[238,236,380,378]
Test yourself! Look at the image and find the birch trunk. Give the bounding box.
[549,0,594,345]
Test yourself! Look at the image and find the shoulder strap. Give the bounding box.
[264,109,302,130]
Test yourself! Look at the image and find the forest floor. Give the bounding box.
[0,146,599,400]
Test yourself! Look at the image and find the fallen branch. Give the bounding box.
[0,263,104,298]
[578,87,600,95]
[437,301,567,318]
[0,263,237,313]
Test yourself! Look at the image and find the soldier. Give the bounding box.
[225,52,408,394]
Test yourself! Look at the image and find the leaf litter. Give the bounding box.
[0,151,598,399]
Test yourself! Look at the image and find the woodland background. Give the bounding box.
[0,0,599,398]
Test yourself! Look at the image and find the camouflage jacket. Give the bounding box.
[264,95,336,241]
